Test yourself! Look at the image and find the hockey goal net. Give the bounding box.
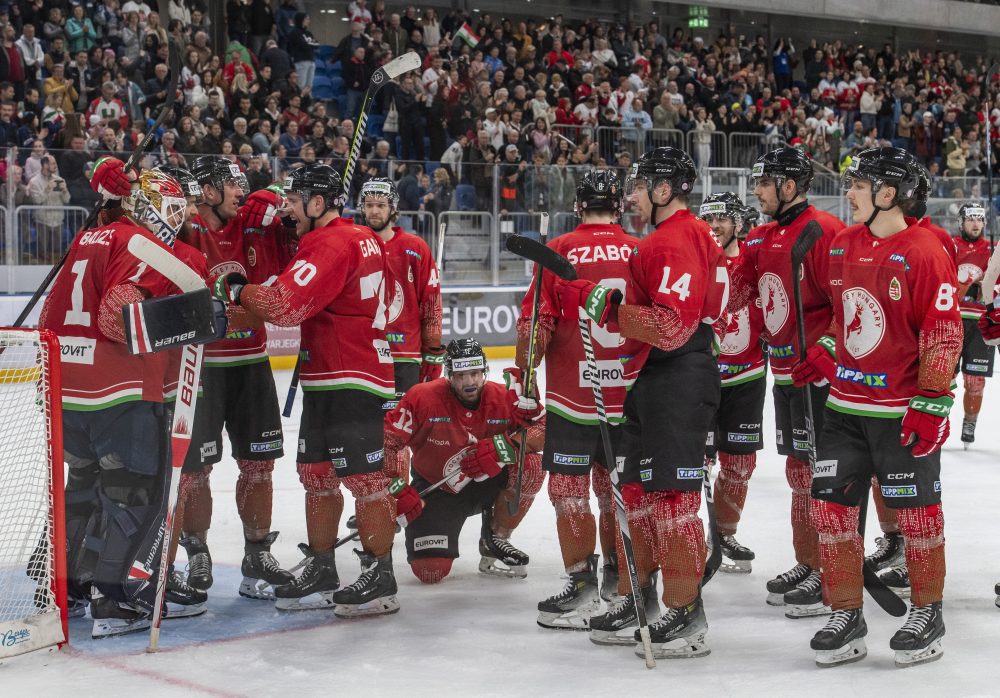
[0,328,66,660]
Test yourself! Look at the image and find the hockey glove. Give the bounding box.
[556,279,622,326]
[900,390,954,458]
[460,434,515,480]
[978,305,1000,346]
[242,187,285,229]
[503,367,543,427]
[212,272,249,305]
[90,156,134,199]
[419,345,446,382]
[791,336,837,387]
[391,482,425,527]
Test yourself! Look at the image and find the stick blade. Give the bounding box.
[505,235,577,280]
[791,220,824,267]
[383,51,422,80]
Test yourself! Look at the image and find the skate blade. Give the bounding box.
[785,602,832,619]
[91,615,152,639]
[720,559,752,574]
[766,592,786,606]
[164,601,207,619]
[536,602,600,631]
[815,638,867,667]
[478,556,527,579]
[894,639,943,668]
[590,627,640,646]
[333,595,400,618]
[239,577,279,600]
[274,591,337,611]
[639,633,710,659]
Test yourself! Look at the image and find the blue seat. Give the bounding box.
[313,85,335,101]
[313,75,333,90]
[455,184,476,211]
[328,61,342,78]
[329,76,345,94]
[316,45,335,62]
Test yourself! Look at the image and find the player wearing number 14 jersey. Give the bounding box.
[211,164,401,618]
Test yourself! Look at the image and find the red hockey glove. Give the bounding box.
[791,336,837,387]
[419,345,446,382]
[242,187,285,229]
[900,390,954,458]
[555,279,622,326]
[621,482,645,508]
[460,434,515,480]
[90,156,134,199]
[503,367,544,427]
[978,305,1000,346]
[211,272,249,305]
[392,483,424,527]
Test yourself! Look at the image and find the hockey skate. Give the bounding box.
[961,418,976,449]
[600,552,620,602]
[90,589,151,639]
[811,608,867,667]
[864,532,905,573]
[636,597,710,659]
[180,536,213,591]
[590,579,660,646]
[67,596,89,619]
[163,566,208,619]
[784,571,831,619]
[479,534,529,579]
[880,564,912,599]
[274,544,340,611]
[891,601,945,667]
[332,550,399,618]
[537,554,600,630]
[719,534,754,574]
[240,531,294,600]
[766,563,812,606]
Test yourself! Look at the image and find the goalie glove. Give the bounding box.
[122,288,227,354]
[241,186,285,229]
[90,156,135,199]
[900,390,953,458]
[419,345,446,382]
[791,336,837,387]
[460,434,515,480]
[503,367,543,427]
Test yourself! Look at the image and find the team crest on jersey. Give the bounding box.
[842,287,885,359]
[720,306,751,355]
[758,273,789,335]
[957,263,984,285]
[387,280,405,324]
[889,277,901,301]
[247,245,257,267]
[210,261,247,278]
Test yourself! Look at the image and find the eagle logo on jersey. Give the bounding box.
[720,306,751,355]
[387,280,405,324]
[842,287,885,359]
[758,272,789,336]
[957,263,984,285]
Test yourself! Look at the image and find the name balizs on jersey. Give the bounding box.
[79,229,115,247]
[565,242,633,266]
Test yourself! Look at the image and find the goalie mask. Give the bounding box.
[123,170,187,247]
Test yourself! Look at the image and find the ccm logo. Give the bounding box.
[886,473,914,480]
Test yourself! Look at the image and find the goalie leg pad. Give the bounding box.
[786,456,820,568]
[298,462,344,552]
[811,499,863,610]
[237,458,274,540]
[549,474,597,570]
[64,459,100,598]
[896,505,945,607]
[123,288,226,354]
[411,557,453,584]
[343,472,395,557]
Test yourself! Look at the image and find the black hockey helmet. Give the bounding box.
[959,202,987,222]
[444,338,488,376]
[190,155,248,196]
[358,177,400,209]
[284,163,344,232]
[699,192,745,247]
[626,146,697,219]
[155,165,202,201]
[741,205,761,237]
[842,146,923,225]
[575,169,622,217]
[751,146,814,194]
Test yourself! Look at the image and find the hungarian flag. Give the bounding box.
[456,22,480,48]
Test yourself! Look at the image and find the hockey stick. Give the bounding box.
[436,220,446,274]
[790,223,905,617]
[282,52,422,417]
[14,39,182,329]
[700,461,723,585]
[506,215,549,516]
[986,63,999,252]
[123,236,209,652]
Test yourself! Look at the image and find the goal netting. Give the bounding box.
[0,328,66,660]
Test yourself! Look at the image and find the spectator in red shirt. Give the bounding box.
[544,38,573,70]
[222,49,255,86]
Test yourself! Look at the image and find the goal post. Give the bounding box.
[0,328,67,660]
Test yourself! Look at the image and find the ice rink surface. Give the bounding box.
[4,361,1000,697]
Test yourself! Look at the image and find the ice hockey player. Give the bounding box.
[383,338,544,584]
[181,155,298,600]
[699,192,765,574]
[40,168,221,637]
[513,170,648,631]
[211,163,402,618]
[554,147,728,659]
[729,146,845,617]
[801,146,959,668]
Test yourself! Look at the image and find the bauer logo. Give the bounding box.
[881,485,917,498]
[1,627,31,647]
[727,432,760,443]
[553,453,590,466]
[366,449,384,464]
[250,440,281,453]
[676,468,703,480]
[640,469,653,482]
[813,460,837,477]
[413,535,448,551]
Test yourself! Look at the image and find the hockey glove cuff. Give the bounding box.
[460,435,514,480]
[978,305,1000,346]
[556,279,622,326]
[419,345,446,382]
[212,272,249,305]
[90,156,135,199]
[791,336,837,387]
[900,390,954,458]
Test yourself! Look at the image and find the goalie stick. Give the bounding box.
[14,39,183,329]
[282,51,422,418]
[790,223,906,618]
[125,236,210,651]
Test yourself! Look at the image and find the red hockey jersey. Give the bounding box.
[384,379,514,491]
[716,249,767,386]
[826,223,962,417]
[523,223,644,424]
[729,206,845,384]
[382,226,441,363]
[38,222,180,410]
[953,235,990,319]
[241,217,394,399]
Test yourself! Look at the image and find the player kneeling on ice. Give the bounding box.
[797,147,959,668]
[211,164,402,617]
[385,339,544,584]
[40,168,225,638]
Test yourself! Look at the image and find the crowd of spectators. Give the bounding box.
[0,0,997,244]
